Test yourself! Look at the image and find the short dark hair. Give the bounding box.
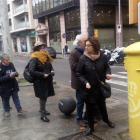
[86,36,100,54]
[33,45,44,52]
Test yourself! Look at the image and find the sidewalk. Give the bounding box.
[0,83,130,140]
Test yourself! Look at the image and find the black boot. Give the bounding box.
[40,112,50,122]
[105,120,115,128]
[85,127,94,136]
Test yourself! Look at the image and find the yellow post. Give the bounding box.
[124,42,140,140]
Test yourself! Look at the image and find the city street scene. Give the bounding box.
[0,0,139,140]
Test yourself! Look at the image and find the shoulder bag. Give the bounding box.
[23,60,35,83]
[86,57,111,98]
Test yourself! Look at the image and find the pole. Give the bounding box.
[87,0,94,37]
[118,0,121,47]
[0,0,13,62]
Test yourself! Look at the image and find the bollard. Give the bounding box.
[124,42,140,140]
[19,53,22,57]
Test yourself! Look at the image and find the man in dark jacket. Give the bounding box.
[69,34,87,127]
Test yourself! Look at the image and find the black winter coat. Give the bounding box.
[76,52,111,103]
[69,48,83,90]
[29,58,55,98]
[0,62,19,97]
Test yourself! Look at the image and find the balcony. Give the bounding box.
[8,12,11,17]
[93,0,128,6]
[33,0,80,19]
[14,21,30,30]
[13,4,28,16]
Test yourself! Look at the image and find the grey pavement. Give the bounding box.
[0,82,131,140]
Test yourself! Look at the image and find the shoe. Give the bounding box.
[85,127,94,136]
[18,109,27,115]
[105,120,115,128]
[39,110,50,115]
[5,111,10,117]
[41,116,50,122]
[10,106,12,109]
[77,121,87,127]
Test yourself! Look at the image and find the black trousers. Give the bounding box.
[85,100,108,128]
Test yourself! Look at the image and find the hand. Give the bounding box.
[10,74,15,78]
[15,71,18,76]
[106,74,112,80]
[51,71,55,75]
[44,74,49,78]
[86,82,91,89]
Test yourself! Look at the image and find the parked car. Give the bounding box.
[45,47,56,59]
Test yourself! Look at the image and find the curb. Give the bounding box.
[19,80,57,87]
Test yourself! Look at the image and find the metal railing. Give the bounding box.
[13,4,28,15]
[14,21,30,30]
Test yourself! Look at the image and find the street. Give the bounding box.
[14,56,128,102]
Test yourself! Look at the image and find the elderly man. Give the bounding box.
[69,34,87,127]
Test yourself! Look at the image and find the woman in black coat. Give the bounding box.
[76,37,115,136]
[0,53,26,117]
[29,41,55,122]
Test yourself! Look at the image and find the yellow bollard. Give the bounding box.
[124,42,140,140]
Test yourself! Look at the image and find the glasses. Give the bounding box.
[86,45,92,47]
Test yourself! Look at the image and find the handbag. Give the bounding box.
[23,61,35,83]
[86,58,111,98]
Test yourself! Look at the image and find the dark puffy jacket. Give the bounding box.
[76,52,111,102]
[29,58,55,98]
[0,62,19,97]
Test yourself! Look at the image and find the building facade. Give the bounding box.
[0,0,36,53]
[31,0,140,54]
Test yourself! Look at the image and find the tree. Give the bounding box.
[0,0,13,62]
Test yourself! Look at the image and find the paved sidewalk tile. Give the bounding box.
[0,83,129,140]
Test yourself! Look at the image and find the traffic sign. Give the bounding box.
[117,25,121,33]
[62,33,66,38]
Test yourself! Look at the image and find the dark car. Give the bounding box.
[45,47,56,59]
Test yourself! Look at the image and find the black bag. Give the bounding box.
[100,81,111,98]
[86,58,111,98]
[23,61,35,83]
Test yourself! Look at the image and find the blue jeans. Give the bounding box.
[76,90,86,122]
[3,91,22,112]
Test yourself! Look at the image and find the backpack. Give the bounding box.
[23,61,35,83]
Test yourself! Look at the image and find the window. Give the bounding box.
[93,6,115,25]
[49,14,60,31]
[42,0,46,11]
[45,0,50,10]
[65,9,80,28]
[122,7,129,25]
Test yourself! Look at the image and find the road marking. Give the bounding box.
[112,74,127,79]
[17,60,26,62]
[107,79,127,87]
[118,72,127,74]
[111,87,128,93]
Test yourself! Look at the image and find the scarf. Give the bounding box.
[75,46,84,53]
[31,51,53,65]
[84,51,100,61]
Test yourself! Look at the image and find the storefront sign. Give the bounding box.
[62,33,66,38]
[16,30,35,37]
[94,29,98,37]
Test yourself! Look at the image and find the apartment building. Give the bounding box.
[32,0,140,53]
[0,0,36,53]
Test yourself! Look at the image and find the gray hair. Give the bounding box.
[73,34,86,46]
[0,53,9,60]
